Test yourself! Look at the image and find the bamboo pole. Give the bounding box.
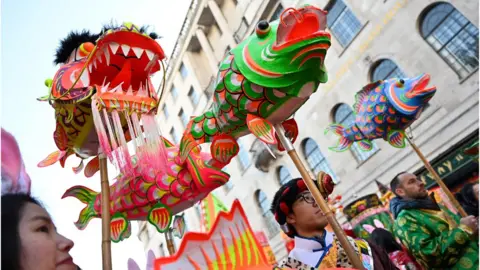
[99,153,113,270]
[165,229,176,255]
[274,124,365,270]
[406,136,468,217]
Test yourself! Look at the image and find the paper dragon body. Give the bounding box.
[38,4,332,242]
[154,200,272,270]
[179,5,332,165]
[325,74,436,152]
[38,23,229,242]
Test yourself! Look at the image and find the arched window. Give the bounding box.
[334,104,379,162]
[277,166,292,185]
[302,138,337,182]
[256,190,279,238]
[370,59,406,82]
[420,3,479,78]
[326,0,362,48]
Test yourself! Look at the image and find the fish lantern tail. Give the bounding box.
[62,185,99,230]
[324,124,354,152]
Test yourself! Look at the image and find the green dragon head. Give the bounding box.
[233,5,331,89]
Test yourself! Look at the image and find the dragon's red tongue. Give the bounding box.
[110,59,132,90]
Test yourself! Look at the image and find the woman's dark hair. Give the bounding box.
[456,183,479,217]
[2,193,41,270]
[369,228,403,254]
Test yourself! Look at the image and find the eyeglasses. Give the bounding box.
[296,194,318,206]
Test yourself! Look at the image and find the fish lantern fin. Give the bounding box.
[387,130,406,148]
[324,124,353,152]
[276,118,299,151]
[110,213,131,243]
[353,80,383,114]
[147,203,172,233]
[37,150,66,167]
[246,114,277,145]
[357,140,373,152]
[210,134,239,166]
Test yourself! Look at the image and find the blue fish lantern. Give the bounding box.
[325,74,437,151]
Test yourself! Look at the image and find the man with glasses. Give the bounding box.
[271,177,396,269]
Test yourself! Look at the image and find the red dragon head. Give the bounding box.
[38,23,166,175]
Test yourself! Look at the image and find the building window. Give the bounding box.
[179,63,188,79]
[170,127,180,144]
[326,0,362,48]
[188,87,200,106]
[171,86,178,101]
[178,108,188,127]
[234,17,249,43]
[255,190,280,238]
[420,3,479,78]
[302,138,337,182]
[333,104,379,162]
[162,104,169,119]
[237,138,251,171]
[277,166,292,185]
[271,4,284,21]
[370,59,406,82]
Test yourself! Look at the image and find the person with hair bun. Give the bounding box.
[271,175,397,269]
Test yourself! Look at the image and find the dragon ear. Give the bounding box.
[363,224,375,234]
[373,219,385,229]
[127,258,141,270]
[146,249,156,270]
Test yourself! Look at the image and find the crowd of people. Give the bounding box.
[1,125,478,270]
[271,173,479,270]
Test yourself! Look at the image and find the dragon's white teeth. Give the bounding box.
[109,42,120,54]
[121,44,130,56]
[136,84,147,97]
[126,85,134,95]
[80,70,90,86]
[103,47,111,66]
[100,82,110,93]
[144,55,158,72]
[110,83,124,93]
[97,54,103,64]
[132,47,144,58]
[88,64,93,73]
[145,50,154,60]
[93,59,98,69]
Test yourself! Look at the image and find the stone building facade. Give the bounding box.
[138,0,479,263]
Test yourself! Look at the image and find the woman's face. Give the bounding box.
[18,202,76,270]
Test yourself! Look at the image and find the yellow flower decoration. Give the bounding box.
[454,231,466,245]
[398,217,407,226]
[459,257,473,269]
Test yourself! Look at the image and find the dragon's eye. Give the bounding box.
[396,79,405,87]
[256,20,271,38]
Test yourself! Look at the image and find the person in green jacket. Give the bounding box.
[389,172,479,270]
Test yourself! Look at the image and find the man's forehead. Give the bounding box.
[398,173,416,183]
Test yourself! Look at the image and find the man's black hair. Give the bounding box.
[270,178,304,238]
[390,171,407,196]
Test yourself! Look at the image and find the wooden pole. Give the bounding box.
[406,136,468,217]
[165,229,176,255]
[274,124,365,270]
[99,153,113,270]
